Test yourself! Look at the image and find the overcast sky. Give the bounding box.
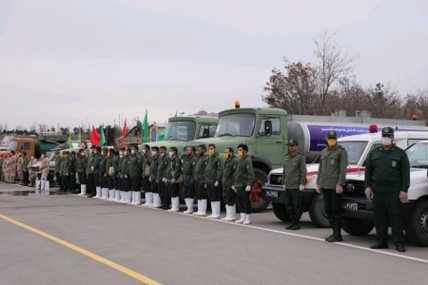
[0,0,427,131]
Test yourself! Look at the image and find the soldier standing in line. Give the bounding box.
[117,147,126,202]
[221,147,238,222]
[365,127,409,252]
[7,151,18,183]
[182,146,197,214]
[316,131,348,242]
[128,145,143,205]
[193,145,209,216]
[99,147,109,199]
[68,151,77,193]
[141,144,153,206]
[17,154,23,184]
[282,139,307,230]
[205,144,223,219]
[60,151,70,193]
[157,146,168,209]
[54,151,62,189]
[105,148,115,201]
[86,146,96,198]
[40,152,50,181]
[149,147,161,207]
[167,147,182,212]
[91,147,102,198]
[22,152,30,186]
[233,144,255,225]
[111,149,120,202]
[77,149,88,196]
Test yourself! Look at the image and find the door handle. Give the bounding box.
[275,141,282,144]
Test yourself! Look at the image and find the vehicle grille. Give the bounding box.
[269,174,282,186]
[32,166,39,172]
[344,180,366,197]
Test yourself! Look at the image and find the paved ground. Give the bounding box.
[1,182,428,285]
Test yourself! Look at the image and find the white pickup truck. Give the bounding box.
[342,140,428,246]
[262,131,428,228]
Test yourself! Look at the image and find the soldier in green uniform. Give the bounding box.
[128,145,143,205]
[149,147,161,207]
[316,131,348,242]
[112,149,121,202]
[365,127,409,252]
[120,148,132,203]
[91,147,103,198]
[205,144,224,219]
[167,147,182,212]
[193,144,209,216]
[282,139,307,230]
[221,147,239,222]
[22,152,30,186]
[54,151,62,190]
[182,146,198,214]
[117,147,127,202]
[141,144,153,206]
[76,148,88,196]
[105,148,115,201]
[233,144,255,225]
[86,145,96,198]
[68,151,77,193]
[60,151,70,193]
[159,146,172,210]
[98,147,109,199]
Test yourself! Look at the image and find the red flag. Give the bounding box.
[120,119,128,147]
[90,125,100,146]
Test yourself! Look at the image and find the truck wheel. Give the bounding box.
[272,203,290,222]
[308,193,330,228]
[405,199,428,247]
[342,217,374,236]
[250,168,270,213]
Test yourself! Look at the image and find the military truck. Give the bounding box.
[0,138,60,159]
[185,104,289,212]
[141,115,218,153]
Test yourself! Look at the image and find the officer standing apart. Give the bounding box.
[283,139,307,230]
[233,144,255,225]
[365,127,409,252]
[316,131,348,242]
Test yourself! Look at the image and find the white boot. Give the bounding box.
[227,205,236,221]
[222,205,231,221]
[168,197,180,212]
[143,192,152,206]
[107,190,114,201]
[208,201,220,219]
[119,191,126,203]
[43,181,50,192]
[193,200,201,215]
[94,187,102,198]
[152,193,161,207]
[198,199,207,216]
[183,198,194,214]
[127,192,134,204]
[35,180,41,190]
[235,213,246,224]
[78,184,87,196]
[101,188,108,199]
[115,190,121,202]
[243,214,251,225]
[132,192,141,205]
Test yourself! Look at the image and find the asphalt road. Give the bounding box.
[1,183,428,285]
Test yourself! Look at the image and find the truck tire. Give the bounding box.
[272,203,290,222]
[250,168,270,213]
[342,217,374,236]
[308,193,330,228]
[405,199,428,247]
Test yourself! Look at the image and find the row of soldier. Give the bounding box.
[0,151,41,186]
[62,143,255,224]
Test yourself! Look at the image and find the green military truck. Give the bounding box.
[186,104,288,212]
[142,115,218,154]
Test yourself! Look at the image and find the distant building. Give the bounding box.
[149,123,166,141]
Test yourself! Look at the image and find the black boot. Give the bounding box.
[285,220,295,230]
[291,220,300,230]
[326,228,343,242]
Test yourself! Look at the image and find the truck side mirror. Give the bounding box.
[264,120,272,136]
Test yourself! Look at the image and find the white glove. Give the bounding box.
[204,184,207,189]
[299,184,305,191]
[316,185,321,193]
[91,166,94,171]
[162,177,166,183]
[282,185,286,190]
[214,181,219,187]
[149,177,152,182]
[171,178,176,184]
[336,184,343,194]
[232,185,237,192]
[245,185,251,192]
[124,175,128,179]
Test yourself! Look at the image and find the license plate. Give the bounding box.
[265,190,278,198]
[343,202,358,211]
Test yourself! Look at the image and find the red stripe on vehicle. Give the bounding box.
[307,167,365,176]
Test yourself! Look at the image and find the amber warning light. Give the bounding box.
[235,101,240,108]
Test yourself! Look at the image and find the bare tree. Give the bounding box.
[366,83,402,118]
[38,123,48,136]
[30,121,37,133]
[416,87,428,121]
[314,30,359,112]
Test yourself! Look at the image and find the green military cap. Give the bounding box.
[381,127,394,135]
[327,131,337,138]
[287,139,298,146]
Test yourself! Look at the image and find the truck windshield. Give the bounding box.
[406,143,428,168]
[165,121,196,141]
[9,141,18,151]
[215,113,256,137]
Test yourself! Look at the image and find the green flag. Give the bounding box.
[99,124,106,146]
[158,112,177,141]
[78,127,82,147]
[67,133,73,148]
[142,110,149,143]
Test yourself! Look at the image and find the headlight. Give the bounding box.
[305,176,315,185]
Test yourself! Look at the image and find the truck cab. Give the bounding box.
[186,106,288,212]
[262,131,428,227]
